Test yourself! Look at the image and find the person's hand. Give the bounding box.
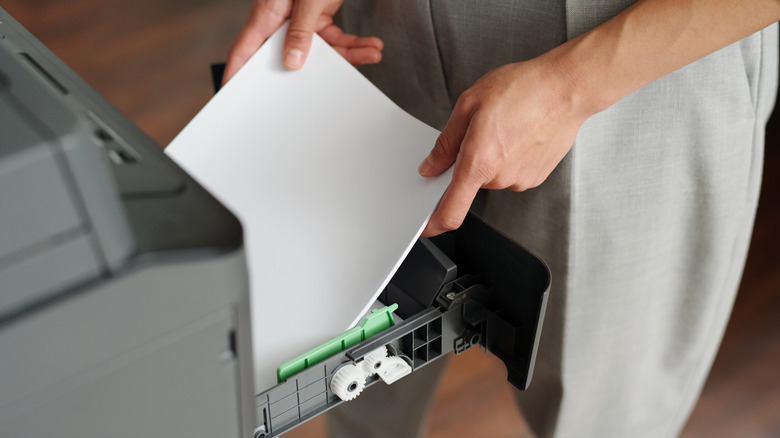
[415,0,780,238]
[223,0,383,84]
[418,57,597,237]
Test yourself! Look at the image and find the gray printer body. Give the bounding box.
[0,7,256,437]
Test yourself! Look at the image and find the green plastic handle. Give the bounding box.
[276,303,399,382]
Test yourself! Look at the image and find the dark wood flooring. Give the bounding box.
[3,1,777,436]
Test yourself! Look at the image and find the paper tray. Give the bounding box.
[253,212,550,437]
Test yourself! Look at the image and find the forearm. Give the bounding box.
[550,0,780,116]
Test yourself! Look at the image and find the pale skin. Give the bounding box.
[224,0,780,237]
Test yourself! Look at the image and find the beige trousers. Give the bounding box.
[329,2,779,437]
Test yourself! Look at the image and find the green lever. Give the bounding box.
[276,303,399,383]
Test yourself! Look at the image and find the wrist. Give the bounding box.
[544,38,625,120]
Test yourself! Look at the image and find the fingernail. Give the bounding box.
[285,49,303,69]
[418,155,434,176]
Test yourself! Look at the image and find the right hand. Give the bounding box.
[223,0,384,84]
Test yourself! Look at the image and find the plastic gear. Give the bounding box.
[361,346,389,374]
[330,364,366,401]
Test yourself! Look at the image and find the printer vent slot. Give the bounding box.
[87,112,141,165]
[18,52,68,95]
[94,127,138,164]
[228,329,238,358]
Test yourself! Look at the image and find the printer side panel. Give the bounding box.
[0,249,254,438]
[0,8,255,436]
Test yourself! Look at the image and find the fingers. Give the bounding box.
[284,0,329,69]
[421,162,482,237]
[224,0,290,84]
[418,103,471,177]
[224,1,381,81]
[331,46,383,65]
[421,112,491,237]
[418,99,477,237]
[318,25,383,51]
[320,25,384,65]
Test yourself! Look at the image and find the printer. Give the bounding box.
[0,7,549,437]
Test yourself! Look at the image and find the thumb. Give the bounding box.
[283,2,325,70]
[418,115,467,178]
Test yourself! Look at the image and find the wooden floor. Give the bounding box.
[4,1,778,436]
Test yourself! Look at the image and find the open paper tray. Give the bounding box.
[253,213,551,438]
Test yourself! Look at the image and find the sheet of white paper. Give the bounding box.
[166,23,452,392]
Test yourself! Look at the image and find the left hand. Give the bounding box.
[418,57,596,237]
[223,0,382,84]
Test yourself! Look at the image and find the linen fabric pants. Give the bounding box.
[330,1,779,437]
